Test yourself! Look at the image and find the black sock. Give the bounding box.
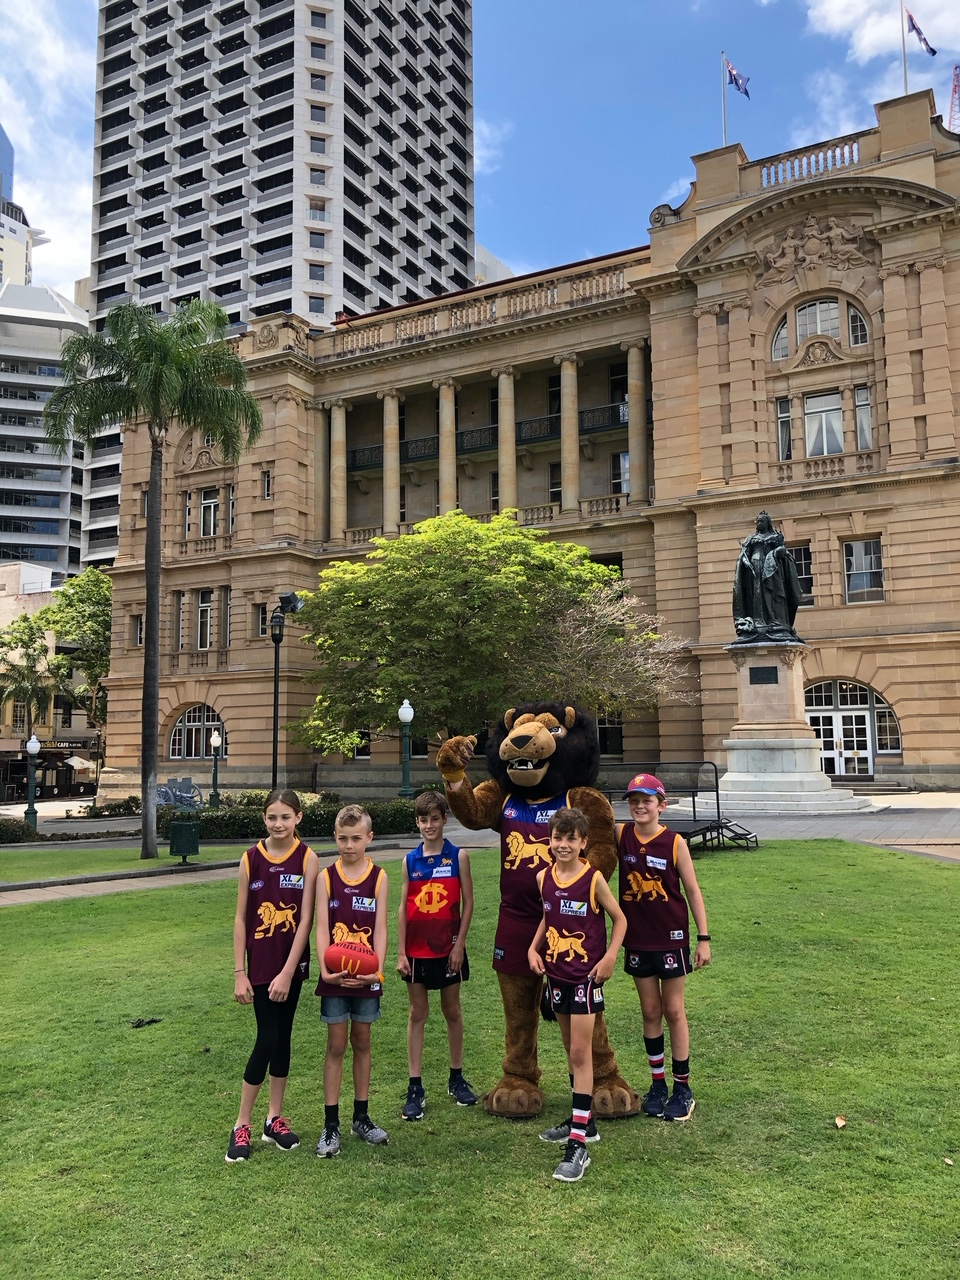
[644,1033,666,1085]
[448,1067,464,1084]
[409,1075,422,1089]
[324,1103,339,1129]
[569,1073,575,1089]
[672,1057,690,1087]
[353,1099,368,1122]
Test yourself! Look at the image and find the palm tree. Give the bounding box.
[44,301,262,858]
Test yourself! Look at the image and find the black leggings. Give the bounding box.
[243,979,303,1086]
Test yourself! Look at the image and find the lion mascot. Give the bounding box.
[437,702,640,1119]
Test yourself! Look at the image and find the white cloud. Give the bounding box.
[0,0,97,298]
[474,119,515,176]
[804,0,959,65]
[659,175,695,206]
[789,70,873,148]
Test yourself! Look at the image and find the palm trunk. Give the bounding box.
[141,430,163,858]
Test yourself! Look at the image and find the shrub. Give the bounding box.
[0,816,43,844]
[88,795,141,817]
[155,799,416,843]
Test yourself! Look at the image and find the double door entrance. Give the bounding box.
[807,711,872,776]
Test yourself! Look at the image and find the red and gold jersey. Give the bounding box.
[243,838,314,987]
[617,824,689,951]
[404,838,463,959]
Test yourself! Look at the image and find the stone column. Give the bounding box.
[621,340,648,506]
[492,365,517,512]
[433,378,459,513]
[878,265,915,462]
[271,390,301,544]
[378,387,402,536]
[915,257,952,456]
[840,383,856,456]
[326,398,349,545]
[694,305,724,488]
[554,352,581,513]
[311,400,329,545]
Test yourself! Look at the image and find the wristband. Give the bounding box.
[441,768,466,784]
[234,967,245,973]
[697,934,711,942]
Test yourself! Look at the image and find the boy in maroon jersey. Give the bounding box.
[528,808,626,1182]
[617,774,711,1122]
[314,804,389,1157]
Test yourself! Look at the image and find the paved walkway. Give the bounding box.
[2,792,958,908]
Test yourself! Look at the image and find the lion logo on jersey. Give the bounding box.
[255,901,297,937]
[545,926,589,965]
[332,922,373,947]
[623,871,669,902]
[503,830,552,872]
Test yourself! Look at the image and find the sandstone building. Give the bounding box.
[102,91,960,797]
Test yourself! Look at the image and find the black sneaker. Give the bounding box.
[553,1139,591,1182]
[351,1114,389,1145]
[663,1082,696,1122]
[641,1080,669,1118]
[262,1115,300,1150]
[401,1082,425,1121]
[538,1116,599,1143]
[225,1123,251,1163]
[448,1076,478,1106]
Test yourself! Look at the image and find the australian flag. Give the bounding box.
[726,59,750,99]
[906,11,936,57]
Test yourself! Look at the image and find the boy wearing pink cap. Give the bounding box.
[617,773,711,1121]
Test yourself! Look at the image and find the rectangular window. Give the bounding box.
[433,478,440,516]
[221,586,232,648]
[310,74,327,91]
[133,614,144,645]
[804,391,843,457]
[310,169,326,185]
[787,543,814,606]
[609,360,628,405]
[309,296,325,314]
[197,588,213,650]
[489,385,499,426]
[257,603,268,638]
[399,483,406,523]
[489,470,499,514]
[548,461,561,504]
[310,136,326,154]
[140,490,149,517]
[411,737,429,759]
[398,400,406,441]
[353,729,371,760]
[310,106,326,122]
[262,470,272,500]
[597,711,623,756]
[181,490,192,537]
[797,298,840,343]
[175,591,185,650]
[611,451,629,496]
[311,42,327,59]
[12,701,26,734]
[200,486,219,537]
[309,231,325,249]
[776,397,792,461]
[311,12,326,28]
[547,373,561,418]
[228,483,236,533]
[844,538,884,604]
[855,385,872,451]
[309,263,325,280]
[875,707,901,752]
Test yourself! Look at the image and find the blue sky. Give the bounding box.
[0,0,957,296]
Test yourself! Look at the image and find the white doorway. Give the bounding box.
[805,681,900,778]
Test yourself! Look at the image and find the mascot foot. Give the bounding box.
[483,1076,544,1118]
[592,1077,641,1119]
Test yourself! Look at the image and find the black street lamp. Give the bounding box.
[24,734,41,832]
[270,592,304,790]
[209,729,222,809]
[398,699,414,798]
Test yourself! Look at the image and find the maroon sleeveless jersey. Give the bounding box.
[492,790,568,975]
[617,824,689,950]
[540,863,607,984]
[243,838,314,986]
[315,857,385,997]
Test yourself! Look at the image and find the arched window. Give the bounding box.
[804,680,900,776]
[169,704,227,760]
[796,297,840,343]
[770,298,870,362]
[771,318,788,361]
[848,304,868,346]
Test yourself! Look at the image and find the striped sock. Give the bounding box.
[672,1057,690,1087]
[644,1033,666,1084]
[570,1091,591,1146]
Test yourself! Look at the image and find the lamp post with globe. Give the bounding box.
[398,699,415,798]
[24,734,41,832]
[209,729,222,809]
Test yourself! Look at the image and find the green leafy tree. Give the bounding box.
[294,511,669,755]
[44,302,262,858]
[0,613,74,741]
[35,567,112,736]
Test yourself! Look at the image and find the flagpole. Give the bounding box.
[900,3,908,94]
[721,50,728,147]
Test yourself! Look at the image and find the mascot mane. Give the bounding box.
[486,702,600,799]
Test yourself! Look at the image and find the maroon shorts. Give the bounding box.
[492,907,541,975]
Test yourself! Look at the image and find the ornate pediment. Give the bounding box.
[790,336,844,370]
[757,215,876,287]
[174,433,229,475]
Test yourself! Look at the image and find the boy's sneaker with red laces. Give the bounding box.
[225,1124,251,1162]
[262,1115,300,1150]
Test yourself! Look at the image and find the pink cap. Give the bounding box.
[622,772,666,799]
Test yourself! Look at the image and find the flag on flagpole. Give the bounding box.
[726,59,750,99]
[905,10,937,57]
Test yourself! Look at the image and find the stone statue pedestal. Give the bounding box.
[719,643,875,814]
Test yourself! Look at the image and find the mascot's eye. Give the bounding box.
[549,726,566,737]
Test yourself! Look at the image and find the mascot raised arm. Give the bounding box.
[437,702,640,1119]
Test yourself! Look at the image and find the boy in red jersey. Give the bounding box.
[617,773,711,1122]
[314,804,389,1157]
[397,790,476,1120]
[528,808,626,1182]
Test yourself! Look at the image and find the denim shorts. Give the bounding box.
[319,994,382,1024]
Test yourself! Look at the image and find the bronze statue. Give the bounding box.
[732,512,804,644]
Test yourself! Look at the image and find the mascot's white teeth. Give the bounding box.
[509,759,538,770]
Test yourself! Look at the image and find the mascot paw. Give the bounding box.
[436,734,478,782]
[592,1078,641,1119]
[483,1076,545,1118]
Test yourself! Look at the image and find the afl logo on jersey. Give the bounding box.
[329,897,340,909]
[504,805,519,820]
[250,879,264,891]
[623,852,638,866]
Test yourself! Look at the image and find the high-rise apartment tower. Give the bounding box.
[92,0,475,328]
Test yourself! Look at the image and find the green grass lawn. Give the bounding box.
[0,840,957,1280]
[0,842,331,885]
